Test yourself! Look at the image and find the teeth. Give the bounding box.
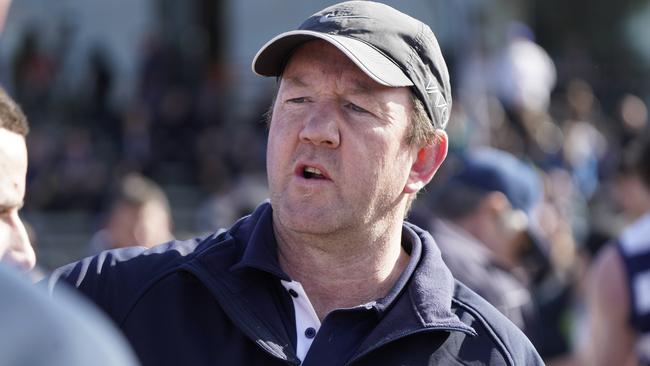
[304,167,323,175]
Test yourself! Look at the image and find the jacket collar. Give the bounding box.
[185,202,475,362]
[401,221,475,332]
[229,201,290,281]
[233,202,472,330]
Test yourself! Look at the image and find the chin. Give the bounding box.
[273,200,341,234]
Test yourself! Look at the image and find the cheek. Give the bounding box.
[266,126,285,168]
[266,121,295,183]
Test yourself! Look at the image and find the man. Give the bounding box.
[0,85,139,365]
[429,147,543,329]
[571,137,650,365]
[0,88,36,271]
[48,2,542,365]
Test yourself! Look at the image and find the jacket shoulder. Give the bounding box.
[450,280,544,365]
[45,231,227,323]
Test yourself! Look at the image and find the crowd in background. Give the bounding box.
[1,1,650,364]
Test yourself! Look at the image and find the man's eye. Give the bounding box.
[287,97,308,104]
[346,103,369,114]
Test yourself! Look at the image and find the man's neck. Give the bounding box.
[275,222,409,321]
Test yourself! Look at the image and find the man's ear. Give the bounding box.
[404,131,448,194]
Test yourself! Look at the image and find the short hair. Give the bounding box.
[111,173,171,215]
[406,94,440,147]
[0,87,29,136]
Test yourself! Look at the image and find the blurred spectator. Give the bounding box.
[88,172,173,254]
[429,148,544,329]
[0,0,9,31]
[560,79,608,200]
[428,147,574,359]
[565,136,650,365]
[493,22,557,115]
[11,27,58,119]
[619,93,649,146]
[490,22,562,163]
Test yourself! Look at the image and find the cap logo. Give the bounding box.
[425,75,449,126]
[319,13,369,23]
[425,75,438,94]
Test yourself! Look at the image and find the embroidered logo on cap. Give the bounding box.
[319,13,369,23]
[425,75,449,127]
[425,75,439,94]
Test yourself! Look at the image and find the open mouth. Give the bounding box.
[302,166,326,180]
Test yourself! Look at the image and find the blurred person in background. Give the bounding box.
[429,147,578,362]
[570,136,650,366]
[88,172,174,254]
[490,22,561,164]
[429,148,545,334]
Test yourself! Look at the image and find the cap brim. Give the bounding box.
[252,30,413,87]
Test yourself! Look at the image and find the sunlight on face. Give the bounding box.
[0,128,35,271]
[266,40,417,237]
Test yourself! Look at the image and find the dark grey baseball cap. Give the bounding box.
[252,1,451,129]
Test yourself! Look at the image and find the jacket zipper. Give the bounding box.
[183,263,302,366]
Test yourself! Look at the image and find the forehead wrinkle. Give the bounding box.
[281,74,309,88]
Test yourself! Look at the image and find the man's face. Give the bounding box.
[0,128,35,271]
[266,40,419,236]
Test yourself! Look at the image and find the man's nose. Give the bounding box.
[5,220,36,272]
[298,104,341,148]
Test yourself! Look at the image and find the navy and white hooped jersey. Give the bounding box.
[617,212,650,363]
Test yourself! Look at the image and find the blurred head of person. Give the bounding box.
[0,87,35,271]
[0,0,10,33]
[612,136,650,221]
[103,173,173,249]
[433,147,545,270]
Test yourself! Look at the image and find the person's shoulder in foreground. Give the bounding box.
[1,264,139,366]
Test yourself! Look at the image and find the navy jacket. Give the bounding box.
[48,203,543,365]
